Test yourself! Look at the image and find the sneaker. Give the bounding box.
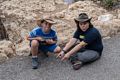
[72,60,83,70]
[69,56,78,64]
[32,57,39,69]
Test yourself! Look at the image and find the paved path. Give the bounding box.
[0,35,120,80]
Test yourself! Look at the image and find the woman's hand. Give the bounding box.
[57,51,65,59]
[61,53,71,61]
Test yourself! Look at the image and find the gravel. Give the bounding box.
[0,35,120,80]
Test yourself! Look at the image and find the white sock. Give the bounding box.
[32,56,38,58]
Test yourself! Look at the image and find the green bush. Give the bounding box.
[102,0,114,8]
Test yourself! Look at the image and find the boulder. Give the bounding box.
[16,39,30,56]
[0,53,8,63]
[98,14,114,22]
[94,19,120,37]
[53,1,107,20]
[0,40,16,63]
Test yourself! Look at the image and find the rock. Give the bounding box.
[0,40,16,63]
[118,14,120,19]
[94,19,120,37]
[16,40,30,56]
[0,40,16,57]
[20,29,29,40]
[52,11,66,18]
[53,1,107,20]
[64,0,74,4]
[15,28,31,56]
[55,0,64,4]
[103,36,111,40]
[0,53,8,63]
[98,14,113,22]
[54,20,75,46]
[16,46,30,56]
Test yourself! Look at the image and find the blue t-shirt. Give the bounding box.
[29,27,57,41]
[73,27,103,55]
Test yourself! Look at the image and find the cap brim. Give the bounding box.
[74,17,92,23]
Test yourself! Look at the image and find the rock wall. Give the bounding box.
[0,18,8,40]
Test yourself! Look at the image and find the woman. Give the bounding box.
[57,13,103,70]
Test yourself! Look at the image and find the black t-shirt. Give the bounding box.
[73,27,103,55]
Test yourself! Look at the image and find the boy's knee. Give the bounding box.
[31,40,39,47]
[54,46,61,53]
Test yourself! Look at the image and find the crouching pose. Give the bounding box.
[27,18,61,69]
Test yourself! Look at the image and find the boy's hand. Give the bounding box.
[35,37,44,41]
[46,39,55,44]
[35,37,41,41]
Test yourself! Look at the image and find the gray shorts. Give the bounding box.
[70,50,100,64]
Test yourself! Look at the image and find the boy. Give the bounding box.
[27,18,61,69]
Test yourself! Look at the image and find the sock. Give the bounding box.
[32,56,38,58]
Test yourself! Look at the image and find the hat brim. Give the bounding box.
[45,19,56,24]
[74,17,92,23]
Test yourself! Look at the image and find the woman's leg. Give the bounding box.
[69,50,100,70]
[77,50,100,64]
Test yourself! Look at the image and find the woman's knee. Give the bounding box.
[77,50,100,63]
[31,40,39,47]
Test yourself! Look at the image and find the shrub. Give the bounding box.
[102,0,114,8]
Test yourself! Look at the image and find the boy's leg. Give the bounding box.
[30,40,39,69]
[31,40,39,56]
[38,43,49,57]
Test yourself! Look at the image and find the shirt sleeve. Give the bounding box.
[83,30,98,44]
[29,30,37,38]
[53,32,58,41]
[73,30,79,39]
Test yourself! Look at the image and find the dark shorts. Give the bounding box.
[30,41,57,53]
[38,44,57,52]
